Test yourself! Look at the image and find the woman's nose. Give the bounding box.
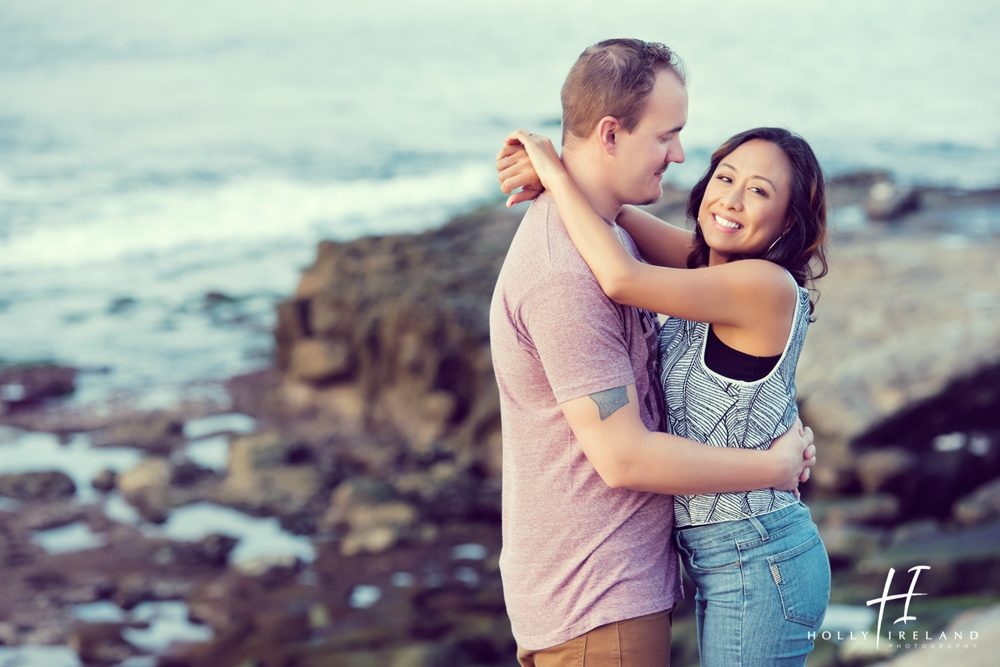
[721,189,743,210]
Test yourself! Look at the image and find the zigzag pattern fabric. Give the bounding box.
[659,284,812,527]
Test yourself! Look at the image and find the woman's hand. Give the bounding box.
[497,130,568,207]
[497,143,543,207]
[769,419,816,493]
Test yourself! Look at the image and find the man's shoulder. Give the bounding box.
[510,193,592,272]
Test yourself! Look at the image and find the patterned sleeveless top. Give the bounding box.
[658,279,811,527]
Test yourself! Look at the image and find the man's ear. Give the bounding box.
[596,116,621,155]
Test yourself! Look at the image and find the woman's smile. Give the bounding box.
[711,214,743,232]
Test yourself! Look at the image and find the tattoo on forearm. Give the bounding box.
[589,386,629,420]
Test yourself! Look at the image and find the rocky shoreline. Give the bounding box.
[1,173,998,666]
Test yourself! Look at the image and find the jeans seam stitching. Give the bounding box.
[739,553,746,667]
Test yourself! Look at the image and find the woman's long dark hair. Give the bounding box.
[686,127,828,313]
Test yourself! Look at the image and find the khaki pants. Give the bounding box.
[516,608,672,667]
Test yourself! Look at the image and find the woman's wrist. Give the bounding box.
[544,167,574,196]
[767,447,797,488]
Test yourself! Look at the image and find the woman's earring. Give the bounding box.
[766,235,784,254]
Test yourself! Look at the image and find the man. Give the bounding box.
[489,39,815,665]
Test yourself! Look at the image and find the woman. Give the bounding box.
[498,127,831,665]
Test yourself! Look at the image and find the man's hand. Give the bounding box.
[768,418,816,493]
[496,133,546,207]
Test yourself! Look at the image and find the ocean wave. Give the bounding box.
[0,162,498,270]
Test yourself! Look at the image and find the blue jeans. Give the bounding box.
[675,502,830,666]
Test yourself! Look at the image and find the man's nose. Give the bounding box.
[670,138,685,164]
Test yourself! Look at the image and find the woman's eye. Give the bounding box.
[716,175,732,183]
[750,186,769,197]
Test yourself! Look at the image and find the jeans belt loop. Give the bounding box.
[748,515,768,540]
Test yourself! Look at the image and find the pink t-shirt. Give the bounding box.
[489,193,681,650]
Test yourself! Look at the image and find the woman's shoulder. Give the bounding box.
[728,259,800,312]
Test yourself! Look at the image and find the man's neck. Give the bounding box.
[561,144,622,223]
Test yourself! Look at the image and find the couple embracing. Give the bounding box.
[490,39,831,666]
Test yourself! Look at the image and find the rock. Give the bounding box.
[854,438,999,520]
[196,533,239,566]
[395,462,463,502]
[310,293,353,336]
[91,411,184,454]
[888,519,943,548]
[859,520,1000,596]
[327,477,397,511]
[838,633,896,665]
[117,458,172,497]
[876,603,1000,666]
[107,296,138,314]
[389,643,459,667]
[272,206,517,477]
[68,622,138,666]
[289,338,355,383]
[0,471,76,501]
[864,181,921,221]
[19,502,84,531]
[111,574,189,610]
[234,553,302,580]
[394,462,500,522]
[91,468,118,493]
[821,524,886,564]
[114,456,215,521]
[323,477,420,556]
[339,508,418,557]
[308,603,330,630]
[117,458,173,522]
[170,458,214,487]
[829,169,892,189]
[810,494,900,527]
[293,240,340,301]
[228,431,311,469]
[795,233,999,453]
[953,478,1000,525]
[204,291,237,306]
[808,440,861,495]
[220,431,323,515]
[0,364,77,412]
[856,448,918,494]
[0,620,19,645]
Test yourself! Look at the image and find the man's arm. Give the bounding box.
[561,383,813,494]
[516,267,812,494]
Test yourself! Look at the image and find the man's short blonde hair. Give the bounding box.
[561,38,685,143]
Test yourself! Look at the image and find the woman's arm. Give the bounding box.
[499,139,693,268]
[616,205,694,269]
[510,130,792,328]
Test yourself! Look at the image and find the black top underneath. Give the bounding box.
[704,325,781,382]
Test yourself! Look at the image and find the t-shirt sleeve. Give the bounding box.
[519,271,636,404]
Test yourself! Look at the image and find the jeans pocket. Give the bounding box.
[766,532,830,627]
[676,535,741,574]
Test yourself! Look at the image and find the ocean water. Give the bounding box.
[0,0,998,401]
